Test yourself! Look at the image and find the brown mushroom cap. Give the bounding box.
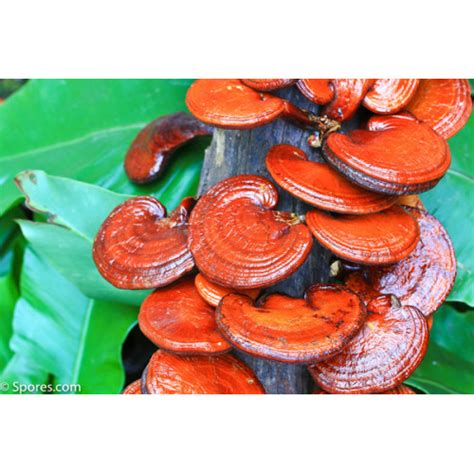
[396,194,425,210]
[138,277,231,355]
[323,79,374,121]
[142,350,265,394]
[122,379,142,394]
[405,79,472,139]
[124,112,211,184]
[266,144,397,214]
[241,79,297,91]
[363,79,420,114]
[93,196,195,289]
[188,175,313,289]
[309,295,429,394]
[194,273,260,308]
[323,114,451,195]
[344,207,456,316]
[216,284,366,363]
[296,79,334,105]
[306,205,420,265]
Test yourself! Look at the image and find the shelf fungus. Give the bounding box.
[363,79,420,114]
[188,175,313,289]
[266,144,397,214]
[405,79,472,139]
[124,112,212,184]
[309,295,429,394]
[141,350,265,394]
[122,380,142,394]
[93,196,195,289]
[216,284,366,363]
[306,205,420,265]
[296,79,334,105]
[323,114,451,195]
[194,273,260,308]
[384,384,416,394]
[344,207,456,317]
[240,79,297,91]
[138,277,231,355]
[186,79,316,129]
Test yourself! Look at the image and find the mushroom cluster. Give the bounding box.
[93,78,470,394]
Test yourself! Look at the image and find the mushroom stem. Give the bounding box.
[307,115,342,148]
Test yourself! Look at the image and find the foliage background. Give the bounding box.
[0,79,472,394]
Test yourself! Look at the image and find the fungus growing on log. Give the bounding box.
[138,278,231,355]
[142,350,265,394]
[216,284,366,363]
[188,174,313,289]
[296,79,334,105]
[93,196,195,289]
[309,295,429,394]
[124,112,212,184]
[363,79,420,114]
[241,79,296,91]
[266,144,397,214]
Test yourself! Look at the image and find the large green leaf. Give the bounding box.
[1,247,137,394]
[16,170,151,306]
[407,304,474,394]
[0,79,207,216]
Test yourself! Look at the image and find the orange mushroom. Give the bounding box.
[363,79,420,114]
[93,196,195,289]
[188,175,313,289]
[216,284,366,363]
[124,112,211,184]
[266,144,397,214]
[241,79,297,91]
[306,206,420,265]
[309,295,429,394]
[123,380,142,394]
[384,384,417,394]
[323,114,451,194]
[142,350,265,394]
[296,79,334,105]
[405,79,472,139]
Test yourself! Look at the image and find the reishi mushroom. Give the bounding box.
[124,112,212,184]
[363,79,420,114]
[296,79,334,105]
[266,144,397,214]
[241,79,297,91]
[123,379,142,394]
[384,384,417,395]
[138,277,231,355]
[309,295,429,394]
[216,284,366,363]
[142,350,265,394]
[188,174,313,289]
[93,196,195,289]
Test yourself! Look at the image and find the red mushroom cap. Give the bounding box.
[93,196,195,289]
[309,294,429,394]
[306,205,420,265]
[142,350,265,394]
[266,144,397,214]
[124,112,211,184]
[138,277,231,355]
[241,79,297,91]
[384,384,416,394]
[216,284,366,363]
[188,175,313,289]
[323,114,451,195]
[122,380,142,394]
[405,79,472,139]
[363,79,420,114]
[296,79,334,105]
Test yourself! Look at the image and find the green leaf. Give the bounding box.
[3,247,137,394]
[407,304,474,394]
[16,170,152,305]
[0,79,207,216]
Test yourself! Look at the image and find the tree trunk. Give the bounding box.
[198,87,333,394]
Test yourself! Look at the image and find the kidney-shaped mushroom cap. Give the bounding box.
[216,284,366,363]
[405,79,472,139]
[306,205,420,265]
[194,273,260,308]
[188,175,313,289]
[296,79,334,105]
[344,207,456,316]
[266,144,397,214]
[122,379,142,394]
[241,79,297,91]
[309,294,429,394]
[363,79,420,114]
[323,79,374,121]
[93,196,195,289]
[323,114,451,195]
[124,112,211,184]
[142,350,265,394]
[138,277,231,355]
[186,79,313,129]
